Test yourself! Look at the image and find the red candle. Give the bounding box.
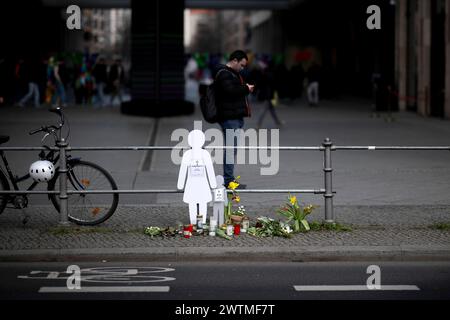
[183,225,192,238]
[234,224,240,235]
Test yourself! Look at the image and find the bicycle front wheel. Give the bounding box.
[48,160,119,225]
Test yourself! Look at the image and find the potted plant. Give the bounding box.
[230,205,246,223]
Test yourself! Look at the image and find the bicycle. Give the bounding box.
[0,107,119,225]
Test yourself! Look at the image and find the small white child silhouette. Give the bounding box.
[177,130,217,224]
[211,175,227,226]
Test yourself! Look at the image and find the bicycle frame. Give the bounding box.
[0,149,63,193]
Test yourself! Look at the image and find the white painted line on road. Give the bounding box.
[294,285,420,291]
[39,286,170,293]
[368,146,376,150]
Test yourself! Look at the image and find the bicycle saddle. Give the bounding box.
[0,135,10,144]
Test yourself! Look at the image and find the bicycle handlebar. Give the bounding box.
[29,107,68,142]
[29,127,45,135]
[29,125,58,136]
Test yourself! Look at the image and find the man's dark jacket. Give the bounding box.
[213,64,251,121]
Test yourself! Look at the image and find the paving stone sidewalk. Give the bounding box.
[1,100,450,260]
[0,205,449,261]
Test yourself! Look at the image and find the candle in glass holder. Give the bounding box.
[242,217,249,233]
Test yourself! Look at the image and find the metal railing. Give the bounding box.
[1,138,449,225]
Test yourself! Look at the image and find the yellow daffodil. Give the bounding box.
[234,196,241,203]
[289,196,297,206]
[304,205,314,214]
[228,181,239,190]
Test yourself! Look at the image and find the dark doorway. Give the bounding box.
[406,0,418,112]
[430,0,446,117]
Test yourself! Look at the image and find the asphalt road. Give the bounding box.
[1,261,449,301]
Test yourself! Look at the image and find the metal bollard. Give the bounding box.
[322,138,335,223]
[57,138,70,225]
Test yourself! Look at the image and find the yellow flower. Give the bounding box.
[234,196,241,203]
[236,176,241,180]
[228,181,239,190]
[289,196,297,206]
[304,205,314,214]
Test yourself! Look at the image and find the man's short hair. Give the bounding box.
[229,50,248,62]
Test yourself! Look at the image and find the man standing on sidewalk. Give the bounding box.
[213,50,254,189]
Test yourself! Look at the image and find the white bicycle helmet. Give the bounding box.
[29,160,55,182]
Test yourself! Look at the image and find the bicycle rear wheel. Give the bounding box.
[48,160,119,225]
[0,170,10,215]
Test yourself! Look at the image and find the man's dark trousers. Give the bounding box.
[219,118,244,187]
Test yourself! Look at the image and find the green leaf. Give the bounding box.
[216,229,232,240]
[294,220,300,232]
[301,220,310,231]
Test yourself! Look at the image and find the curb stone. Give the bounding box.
[1,246,450,262]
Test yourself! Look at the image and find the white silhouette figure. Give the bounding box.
[211,175,227,226]
[177,130,217,224]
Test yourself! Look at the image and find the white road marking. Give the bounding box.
[47,272,60,279]
[39,286,170,293]
[294,285,420,291]
[18,267,175,283]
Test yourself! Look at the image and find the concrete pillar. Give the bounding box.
[446,0,450,119]
[123,0,193,116]
[396,0,408,111]
[129,0,185,102]
[417,0,431,116]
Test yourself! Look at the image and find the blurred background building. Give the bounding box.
[0,0,449,119]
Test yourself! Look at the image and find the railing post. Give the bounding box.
[57,138,70,226]
[322,138,335,223]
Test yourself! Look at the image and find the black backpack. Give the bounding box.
[200,69,228,123]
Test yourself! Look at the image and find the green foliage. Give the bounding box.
[429,223,450,231]
[144,226,161,237]
[48,226,112,235]
[247,217,292,238]
[277,195,316,233]
[216,229,232,240]
[144,226,180,237]
[309,221,353,232]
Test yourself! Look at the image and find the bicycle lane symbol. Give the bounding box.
[17,266,176,293]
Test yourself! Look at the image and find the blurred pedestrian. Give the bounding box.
[75,61,94,106]
[184,54,200,104]
[108,58,125,105]
[92,56,108,107]
[17,59,41,108]
[306,62,321,106]
[256,60,283,129]
[289,62,305,100]
[273,54,289,100]
[13,58,26,104]
[47,56,67,107]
